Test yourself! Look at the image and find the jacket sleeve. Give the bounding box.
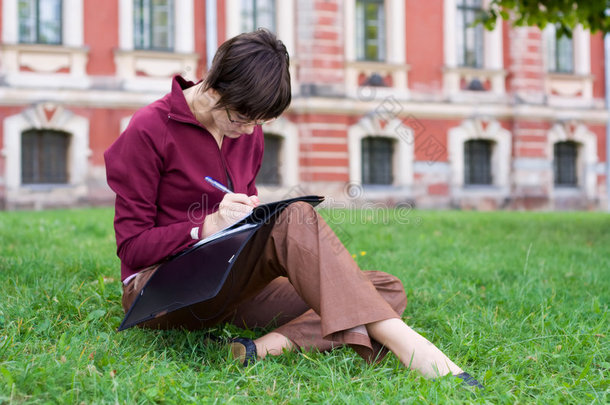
[104,116,200,270]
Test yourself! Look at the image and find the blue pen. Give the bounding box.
[205,176,234,194]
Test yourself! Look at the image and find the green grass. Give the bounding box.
[0,207,608,404]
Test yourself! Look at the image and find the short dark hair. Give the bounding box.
[202,29,291,120]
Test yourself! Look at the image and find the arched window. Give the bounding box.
[21,128,70,184]
[361,136,394,185]
[553,141,578,187]
[256,133,282,185]
[464,139,492,185]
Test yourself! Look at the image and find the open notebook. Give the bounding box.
[118,195,324,331]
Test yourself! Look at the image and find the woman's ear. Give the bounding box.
[207,88,220,99]
[204,88,221,106]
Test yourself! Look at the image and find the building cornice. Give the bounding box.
[0,87,608,124]
[289,97,610,124]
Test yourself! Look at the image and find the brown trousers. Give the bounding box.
[122,202,407,362]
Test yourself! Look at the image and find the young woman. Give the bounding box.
[105,29,483,388]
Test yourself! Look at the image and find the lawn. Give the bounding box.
[0,207,608,404]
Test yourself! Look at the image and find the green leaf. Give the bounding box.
[85,309,106,322]
[0,367,13,387]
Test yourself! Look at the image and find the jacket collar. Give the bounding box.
[168,75,203,126]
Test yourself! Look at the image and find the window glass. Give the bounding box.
[464,139,492,185]
[456,0,483,68]
[362,137,393,185]
[241,0,276,33]
[134,0,174,51]
[545,25,574,73]
[256,134,282,185]
[21,129,70,184]
[18,0,62,44]
[355,0,385,61]
[553,141,578,186]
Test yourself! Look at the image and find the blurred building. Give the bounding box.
[0,0,608,210]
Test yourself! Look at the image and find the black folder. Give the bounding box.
[118,195,324,331]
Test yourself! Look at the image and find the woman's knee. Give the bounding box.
[276,201,318,227]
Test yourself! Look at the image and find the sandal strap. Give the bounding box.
[455,372,485,389]
[231,337,257,366]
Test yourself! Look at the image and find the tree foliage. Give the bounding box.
[481,0,610,37]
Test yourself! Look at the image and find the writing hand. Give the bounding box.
[201,193,260,238]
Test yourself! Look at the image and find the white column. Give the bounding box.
[2,0,18,43]
[63,0,84,47]
[387,0,405,65]
[573,25,591,76]
[175,0,195,53]
[118,0,134,50]
[485,17,503,69]
[276,0,295,57]
[64,115,91,185]
[206,0,218,69]
[2,114,26,190]
[344,0,355,62]
[443,0,457,67]
[225,0,240,38]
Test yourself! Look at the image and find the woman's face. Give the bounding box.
[220,107,260,138]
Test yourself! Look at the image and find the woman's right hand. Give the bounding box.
[201,193,260,238]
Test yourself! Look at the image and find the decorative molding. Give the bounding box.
[547,122,598,199]
[348,115,414,188]
[443,0,505,98]
[1,104,91,205]
[448,118,511,193]
[116,0,196,91]
[289,97,610,123]
[344,0,408,99]
[0,44,90,88]
[542,24,593,105]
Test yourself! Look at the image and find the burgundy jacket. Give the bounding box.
[104,76,263,281]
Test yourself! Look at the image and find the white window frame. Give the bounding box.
[238,0,277,34]
[543,24,574,74]
[116,0,198,92]
[547,122,597,199]
[1,0,88,89]
[225,0,296,96]
[443,0,505,98]
[354,0,386,62]
[225,0,294,56]
[3,0,83,47]
[17,0,63,45]
[345,0,408,99]
[1,103,91,206]
[348,115,414,197]
[543,25,593,105]
[259,117,299,189]
[133,0,175,51]
[448,118,510,196]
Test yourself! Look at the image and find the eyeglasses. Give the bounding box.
[225,108,274,126]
